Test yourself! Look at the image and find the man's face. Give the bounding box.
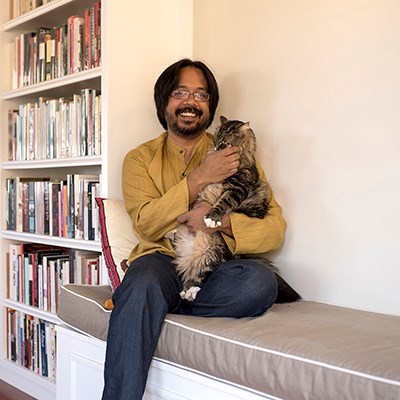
[165,66,211,139]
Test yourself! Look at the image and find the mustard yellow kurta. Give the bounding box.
[122,131,286,264]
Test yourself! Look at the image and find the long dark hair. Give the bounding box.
[154,59,220,130]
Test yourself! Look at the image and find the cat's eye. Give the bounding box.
[171,90,210,102]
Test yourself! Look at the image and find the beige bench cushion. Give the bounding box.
[57,284,400,399]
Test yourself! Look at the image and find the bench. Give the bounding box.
[56,199,400,399]
[57,284,400,399]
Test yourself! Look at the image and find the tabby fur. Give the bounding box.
[171,116,270,301]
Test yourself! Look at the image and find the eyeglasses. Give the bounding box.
[170,89,210,102]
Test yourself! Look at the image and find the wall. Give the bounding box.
[104,0,193,197]
[193,0,400,315]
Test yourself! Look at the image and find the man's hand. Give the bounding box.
[177,201,233,236]
[187,146,240,204]
[197,145,241,183]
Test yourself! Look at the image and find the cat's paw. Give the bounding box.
[183,286,201,301]
[179,290,187,299]
[165,229,177,241]
[204,217,222,228]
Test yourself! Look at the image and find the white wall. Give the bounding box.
[193,0,400,315]
[104,0,192,197]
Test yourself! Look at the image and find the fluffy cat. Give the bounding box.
[169,116,271,301]
[101,116,300,310]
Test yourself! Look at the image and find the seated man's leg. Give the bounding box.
[102,253,181,400]
[178,258,277,318]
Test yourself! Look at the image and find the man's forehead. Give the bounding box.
[177,67,208,90]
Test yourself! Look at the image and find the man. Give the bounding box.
[102,59,286,399]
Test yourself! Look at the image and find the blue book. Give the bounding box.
[39,321,48,377]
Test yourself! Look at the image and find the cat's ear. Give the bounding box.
[220,115,228,124]
[244,121,250,127]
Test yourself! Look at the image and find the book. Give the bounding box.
[6,178,16,230]
[43,181,50,235]
[39,320,48,377]
[74,174,99,239]
[27,181,35,233]
[49,181,61,236]
[8,243,24,301]
[49,324,57,380]
[38,250,66,311]
[8,109,18,161]
[22,182,29,232]
[94,2,101,67]
[36,28,47,83]
[7,309,17,362]
[83,8,91,70]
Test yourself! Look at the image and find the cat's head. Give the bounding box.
[213,116,256,157]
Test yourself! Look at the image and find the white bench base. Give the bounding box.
[56,325,273,400]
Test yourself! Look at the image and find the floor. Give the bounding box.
[0,380,36,400]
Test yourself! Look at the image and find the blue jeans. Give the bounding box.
[102,253,277,400]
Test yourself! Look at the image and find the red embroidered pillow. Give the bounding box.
[96,198,138,291]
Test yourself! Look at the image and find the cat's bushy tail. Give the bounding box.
[251,258,302,303]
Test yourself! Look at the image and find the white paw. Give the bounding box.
[184,286,201,301]
[165,229,177,240]
[204,217,222,228]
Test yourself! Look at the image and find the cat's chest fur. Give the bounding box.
[169,116,270,301]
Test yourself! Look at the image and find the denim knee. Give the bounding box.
[112,253,181,311]
[223,259,278,316]
[179,258,278,318]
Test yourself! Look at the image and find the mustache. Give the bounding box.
[175,106,203,117]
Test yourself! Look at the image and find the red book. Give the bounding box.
[84,8,91,70]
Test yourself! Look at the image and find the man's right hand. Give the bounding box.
[199,145,241,182]
[187,146,241,204]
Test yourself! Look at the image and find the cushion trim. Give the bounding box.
[61,285,112,314]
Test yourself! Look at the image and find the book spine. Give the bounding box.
[6,178,16,231]
[95,2,101,67]
[28,182,35,233]
[9,243,24,302]
[84,8,91,70]
[39,321,48,377]
[43,181,50,235]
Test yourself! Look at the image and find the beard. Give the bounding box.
[165,106,210,139]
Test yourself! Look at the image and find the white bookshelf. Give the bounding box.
[0,1,104,398]
[0,0,192,398]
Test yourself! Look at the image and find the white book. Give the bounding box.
[94,94,101,155]
[59,97,67,158]
[73,17,84,73]
[38,263,43,310]
[38,97,47,159]
[8,243,23,301]
[49,324,57,380]
[49,260,56,313]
